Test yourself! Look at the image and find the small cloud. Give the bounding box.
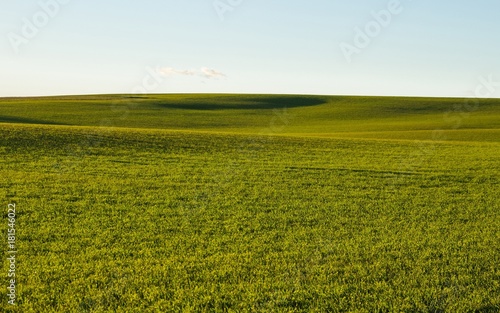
[159,67,226,80]
[200,67,226,79]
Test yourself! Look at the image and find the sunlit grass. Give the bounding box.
[0,94,499,312]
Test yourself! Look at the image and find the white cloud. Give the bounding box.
[200,67,226,79]
[158,67,226,79]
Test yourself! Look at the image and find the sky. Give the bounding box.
[1,0,500,98]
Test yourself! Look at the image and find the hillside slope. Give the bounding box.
[1,94,499,141]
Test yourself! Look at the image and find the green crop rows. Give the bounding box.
[1,95,499,312]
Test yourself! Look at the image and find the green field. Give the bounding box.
[1,94,499,312]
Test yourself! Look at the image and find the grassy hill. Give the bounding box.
[1,94,499,312]
[1,94,499,141]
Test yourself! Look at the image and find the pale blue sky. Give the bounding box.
[1,0,499,97]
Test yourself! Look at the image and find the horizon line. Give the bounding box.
[1,92,500,101]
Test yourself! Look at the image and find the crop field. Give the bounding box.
[1,94,499,312]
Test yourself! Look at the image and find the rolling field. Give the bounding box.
[1,94,499,312]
